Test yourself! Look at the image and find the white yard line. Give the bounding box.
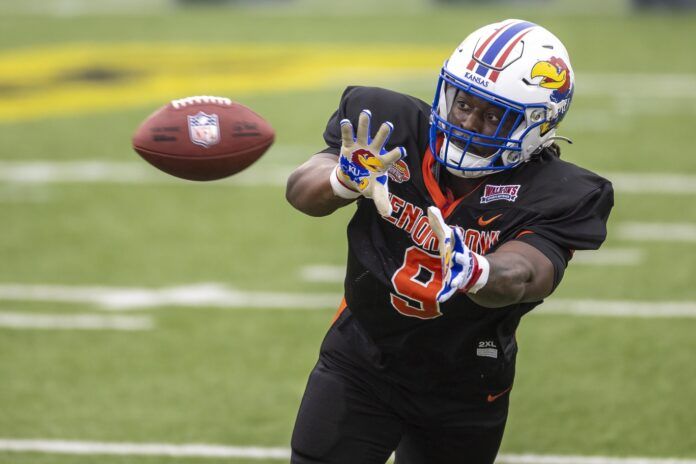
[300,265,347,282]
[496,454,696,464]
[571,248,644,265]
[0,283,694,318]
[0,311,152,330]
[302,250,645,282]
[608,173,696,195]
[0,161,291,187]
[0,439,693,464]
[615,222,696,242]
[0,283,339,311]
[581,73,696,99]
[0,439,289,459]
[1,161,696,196]
[536,300,696,318]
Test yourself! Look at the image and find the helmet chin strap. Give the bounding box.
[440,138,496,179]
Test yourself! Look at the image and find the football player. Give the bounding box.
[286,19,613,464]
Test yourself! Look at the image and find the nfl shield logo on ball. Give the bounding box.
[187,111,220,148]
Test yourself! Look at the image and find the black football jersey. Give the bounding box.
[319,86,614,387]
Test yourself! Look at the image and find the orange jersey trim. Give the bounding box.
[422,140,449,211]
[515,230,535,239]
[331,297,348,325]
[422,141,486,219]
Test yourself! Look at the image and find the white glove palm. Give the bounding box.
[427,206,490,302]
[330,109,406,216]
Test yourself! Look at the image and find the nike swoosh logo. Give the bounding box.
[478,213,503,227]
[487,386,512,403]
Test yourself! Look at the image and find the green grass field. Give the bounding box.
[1,2,695,463]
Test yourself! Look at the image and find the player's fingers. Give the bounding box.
[371,121,394,151]
[356,109,372,146]
[441,267,452,289]
[451,272,465,289]
[447,228,465,257]
[371,175,393,217]
[453,252,468,266]
[380,146,406,166]
[340,119,355,148]
[453,226,464,239]
[437,286,457,303]
[427,206,448,242]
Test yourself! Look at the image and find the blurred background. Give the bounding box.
[0,0,695,463]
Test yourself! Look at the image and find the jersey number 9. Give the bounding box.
[390,246,444,320]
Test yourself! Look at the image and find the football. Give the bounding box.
[132,96,275,181]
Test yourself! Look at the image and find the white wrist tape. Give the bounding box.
[330,165,361,199]
[467,254,490,294]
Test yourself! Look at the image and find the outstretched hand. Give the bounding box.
[331,109,406,216]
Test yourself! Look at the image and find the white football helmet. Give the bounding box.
[430,19,575,178]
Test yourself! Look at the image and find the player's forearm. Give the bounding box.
[466,252,535,308]
[285,156,354,217]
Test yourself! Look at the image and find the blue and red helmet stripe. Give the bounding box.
[466,21,537,81]
[488,29,534,82]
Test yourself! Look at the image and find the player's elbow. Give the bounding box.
[285,167,333,217]
[286,155,355,217]
[285,169,312,214]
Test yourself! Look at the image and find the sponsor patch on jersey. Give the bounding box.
[480,184,520,204]
[477,340,498,359]
[387,160,410,183]
[187,111,220,148]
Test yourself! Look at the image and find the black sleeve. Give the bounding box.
[515,180,614,288]
[515,232,572,289]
